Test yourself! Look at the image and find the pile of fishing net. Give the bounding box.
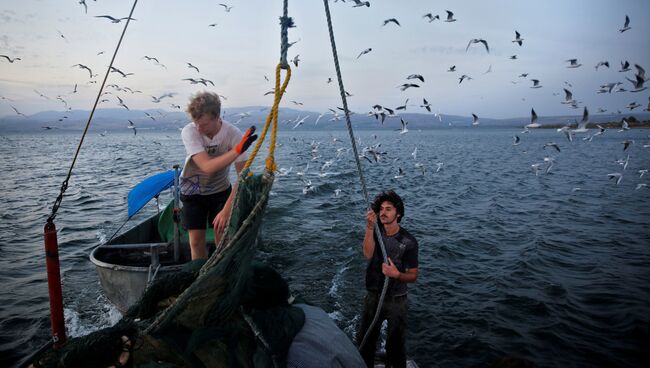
[30,173,309,368]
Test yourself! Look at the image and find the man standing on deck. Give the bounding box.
[357,190,419,368]
[180,91,257,260]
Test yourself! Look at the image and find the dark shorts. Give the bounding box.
[180,186,232,230]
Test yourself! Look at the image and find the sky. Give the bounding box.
[1,0,649,120]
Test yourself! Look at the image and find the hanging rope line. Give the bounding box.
[278,0,293,69]
[46,0,140,224]
[321,0,392,352]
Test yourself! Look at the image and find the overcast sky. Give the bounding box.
[1,0,649,120]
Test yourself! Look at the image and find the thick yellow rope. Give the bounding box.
[244,63,291,173]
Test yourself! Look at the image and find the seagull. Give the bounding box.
[151,92,176,103]
[382,18,400,26]
[0,55,21,63]
[595,61,610,70]
[187,62,200,73]
[483,64,492,74]
[627,102,641,110]
[219,3,233,12]
[351,0,370,7]
[525,109,542,129]
[471,113,479,126]
[398,83,419,91]
[394,167,405,179]
[619,60,631,72]
[544,157,555,174]
[420,98,432,112]
[519,73,529,78]
[607,173,623,185]
[638,169,648,178]
[635,184,647,190]
[414,162,426,175]
[293,115,309,129]
[395,98,409,110]
[594,125,606,136]
[411,147,417,160]
[571,107,589,133]
[127,120,137,135]
[622,139,634,151]
[616,154,630,170]
[512,31,523,46]
[79,0,87,14]
[466,38,489,53]
[513,135,521,145]
[530,79,542,88]
[566,59,582,68]
[94,15,136,23]
[619,119,630,132]
[561,88,576,105]
[10,105,26,117]
[291,54,300,67]
[627,74,647,93]
[509,55,518,60]
[72,63,93,78]
[543,142,561,152]
[458,74,472,84]
[357,48,372,59]
[444,10,456,22]
[435,162,444,173]
[619,15,631,32]
[447,65,456,72]
[422,13,440,22]
[116,96,129,110]
[398,118,409,134]
[407,74,425,83]
[110,66,133,77]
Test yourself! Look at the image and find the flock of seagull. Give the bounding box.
[1,2,649,193]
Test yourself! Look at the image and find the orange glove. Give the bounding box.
[235,126,258,154]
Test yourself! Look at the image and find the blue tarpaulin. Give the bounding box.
[127,170,175,218]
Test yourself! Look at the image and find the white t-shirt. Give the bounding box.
[179,119,247,196]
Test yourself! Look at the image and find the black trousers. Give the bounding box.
[357,291,408,368]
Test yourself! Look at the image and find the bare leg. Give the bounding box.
[188,229,208,260]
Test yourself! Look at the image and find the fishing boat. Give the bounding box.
[88,167,214,313]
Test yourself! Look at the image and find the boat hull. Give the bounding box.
[89,211,191,313]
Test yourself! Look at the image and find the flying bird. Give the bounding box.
[543,142,561,152]
[219,3,233,12]
[561,88,576,105]
[395,98,409,111]
[187,62,200,73]
[458,74,472,84]
[357,48,372,59]
[0,55,21,63]
[595,61,610,70]
[530,79,542,88]
[447,65,456,72]
[72,63,93,78]
[291,54,300,67]
[622,139,634,151]
[466,38,489,53]
[471,113,479,126]
[607,173,623,185]
[619,15,631,32]
[513,135,521,145]
[94,15,136,23]
[420,98,432,112]
[526,108,541,128]
[397,83,419,91]
[127,120,137,136]
[566,59,582,68]
[382,18,400,26]
[444,10,456,22]
[351,0,370,7]
[110,66,133,77]
[406,74,424,83]
[619,60,631,72]
[512,31,523,46]
[422,13,439,22]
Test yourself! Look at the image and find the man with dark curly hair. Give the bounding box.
[357,190,419,368]
[180,91,257,259]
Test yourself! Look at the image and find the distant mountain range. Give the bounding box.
[1,107,649,133]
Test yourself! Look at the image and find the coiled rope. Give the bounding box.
[321,0,392,351]
[46,0,139,224]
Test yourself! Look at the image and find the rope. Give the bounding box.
[244,61,291,173]
[321,0,392,352]
[46,0,139,224]
[279,0,293,69]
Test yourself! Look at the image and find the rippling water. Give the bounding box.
[1,128,649,367]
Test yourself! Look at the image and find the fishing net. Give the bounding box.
[30,171,308,368]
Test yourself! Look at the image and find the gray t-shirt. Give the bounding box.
[179,120,247,195]
[365,226,419,297]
